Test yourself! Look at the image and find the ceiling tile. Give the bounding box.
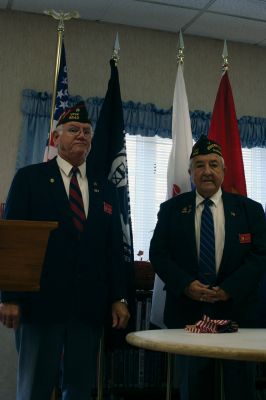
[209,0,266,20]
[186,12,266,45]
[100,1,199,32]
[132,0,209,8]
[1,0,266,47]
[11,0,111,20]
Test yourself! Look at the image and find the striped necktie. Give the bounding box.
[69,167,86,232]
[199,198,216,285]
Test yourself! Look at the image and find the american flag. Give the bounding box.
[43,39,69,161]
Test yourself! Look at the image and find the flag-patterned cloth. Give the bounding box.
[150,62,193,328]
[208,71,247,196]
[88,58,134,267]
[43,40,69,161]
[185,314,238,333]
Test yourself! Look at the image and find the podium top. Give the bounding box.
[0,219,58,291]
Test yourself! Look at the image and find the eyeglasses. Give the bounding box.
[64,125,93,136]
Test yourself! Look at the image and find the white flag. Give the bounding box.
[150,62,193,328]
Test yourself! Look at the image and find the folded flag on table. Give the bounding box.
[185,314,238,333]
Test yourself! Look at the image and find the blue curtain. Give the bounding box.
[17,88,266,170]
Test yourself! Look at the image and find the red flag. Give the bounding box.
[208,71,247,196]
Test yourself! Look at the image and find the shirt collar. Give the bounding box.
[56,155,87,178]
[196,187,222,208]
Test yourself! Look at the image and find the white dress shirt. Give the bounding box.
[195,188,225,273]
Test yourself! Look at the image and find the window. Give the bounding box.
[242,147,266,206]
[127,135,171,259]
[126,134,266,260]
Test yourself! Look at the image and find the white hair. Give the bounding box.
[54,124,64,134]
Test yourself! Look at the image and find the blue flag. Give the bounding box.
[89,59,134,265]
[44,39,69,161]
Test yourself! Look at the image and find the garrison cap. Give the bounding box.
[56,101,91,127]
[190,135,222,159]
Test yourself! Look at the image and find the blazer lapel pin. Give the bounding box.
[181,205,192,214]
[93,182,100,193]
[230,211,236,217]
[49,178,55,183]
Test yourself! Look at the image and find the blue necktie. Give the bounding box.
[199,198,216,285]
[69,167,86,232]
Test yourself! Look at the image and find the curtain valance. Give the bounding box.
[17,89,266,169]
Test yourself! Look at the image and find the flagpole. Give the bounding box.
[151,28,193,328]
[177,29,184,65]
[44,9,79,143]
[164,30,187,400]
[96,34,122,400]
[112,32,120,65]
[222,39,229,73]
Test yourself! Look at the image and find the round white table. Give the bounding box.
[126,329,266,399]
[126,328,266,362]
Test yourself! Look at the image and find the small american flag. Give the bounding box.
[43,39,69,161]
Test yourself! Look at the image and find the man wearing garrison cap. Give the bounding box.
[150,134,266,399]
[0,101,130,400]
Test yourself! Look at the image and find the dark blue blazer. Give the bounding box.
[1,158,127,326]
[150,190,266,328]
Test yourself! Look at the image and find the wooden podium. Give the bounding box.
[0,220,58,291]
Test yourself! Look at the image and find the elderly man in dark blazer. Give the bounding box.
[0,102,130,400]
[150,135,266,400]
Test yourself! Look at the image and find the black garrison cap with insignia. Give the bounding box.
[190,135,222,159]
[56,101,91,127]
